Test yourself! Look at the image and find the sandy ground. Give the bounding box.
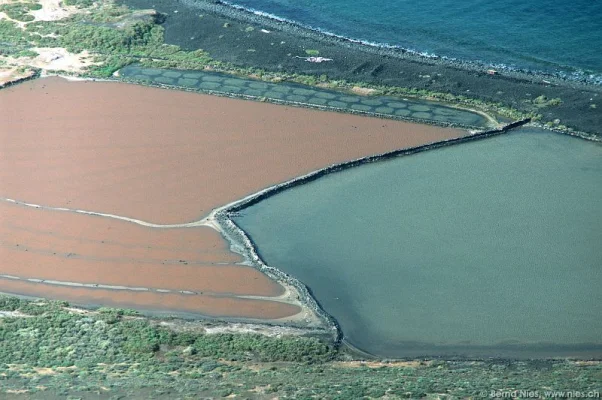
[0,67,36,87]
[20,48,97,72]
[0,0,82,23]
[1,48,99,77]
[0,77,467,320]
[0,0,94,78]
[29,0,81,22]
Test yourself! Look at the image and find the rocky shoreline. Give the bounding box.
[207,0,600,88]
[119,0,602,136]
[215,212,341,339]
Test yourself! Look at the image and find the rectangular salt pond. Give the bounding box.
[233,128,602,358]
[118,65,491,128]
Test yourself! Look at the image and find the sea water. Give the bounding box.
[227,0,602,83]
[234,129,602,358]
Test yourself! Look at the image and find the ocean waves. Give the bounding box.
[218,0,602,86]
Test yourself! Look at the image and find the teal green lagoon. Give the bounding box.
[234,129,602,358]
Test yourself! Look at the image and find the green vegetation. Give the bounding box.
[0,2,41,22]
[305,49,320,56]
[1,296,599,398]
[63,0,96,8]
[0,20,32,57]
[0,297,335,366]
[15,48,39,58]
[15,7,220,77]
[531,94,563,108]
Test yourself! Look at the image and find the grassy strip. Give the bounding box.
[1,296,600,399]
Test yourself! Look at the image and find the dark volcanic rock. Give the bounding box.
[119,0,602,135]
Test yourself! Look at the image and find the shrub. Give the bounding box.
[0,2,40,22]
[63,0,95,8]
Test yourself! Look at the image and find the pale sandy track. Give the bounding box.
[1,197,210,228]
[0,279,300,320]
[0,77,468,321]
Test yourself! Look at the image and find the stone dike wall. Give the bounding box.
[215,118,531,346]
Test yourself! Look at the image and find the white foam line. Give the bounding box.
[2,274,172,293]
[1,197,211,229]
[0,274,291,303]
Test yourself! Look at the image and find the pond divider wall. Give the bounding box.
[113,76,491,131]
[214,118,531,346]
[226,118,530,213]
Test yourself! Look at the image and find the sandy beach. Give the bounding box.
[0,77,467,320]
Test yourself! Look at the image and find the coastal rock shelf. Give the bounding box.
[118,65,491,129]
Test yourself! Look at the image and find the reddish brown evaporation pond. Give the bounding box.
[0,77,466,319]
